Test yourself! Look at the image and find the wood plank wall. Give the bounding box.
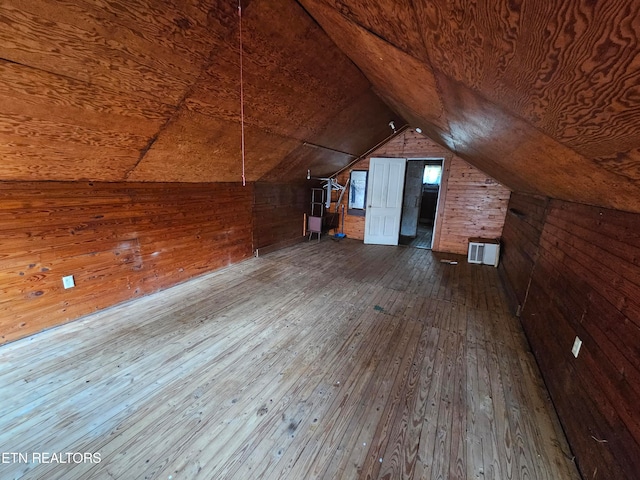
[0,182,253,344]
[252,182,309,251]
[500,194,640,480]
[331,130,451,241]
[332,129,510,254]
[433,157,510,254]
[497,193,549,313]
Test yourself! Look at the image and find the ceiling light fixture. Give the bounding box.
[415,127,422,134]
[389,121,396,133]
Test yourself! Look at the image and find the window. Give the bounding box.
[423,164,442,185]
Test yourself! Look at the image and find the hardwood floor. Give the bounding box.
[399,223,434,249]
[0,239,580,480]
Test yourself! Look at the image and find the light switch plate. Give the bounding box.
[571,336,582,358]
[62,275,75,289]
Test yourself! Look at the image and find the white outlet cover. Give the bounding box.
[62,275,75,289]
[571,336,582,358]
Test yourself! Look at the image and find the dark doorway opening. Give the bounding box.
[399,159,443,249]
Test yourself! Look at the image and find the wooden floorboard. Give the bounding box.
[0,239,580,479]
[399,224,433,250]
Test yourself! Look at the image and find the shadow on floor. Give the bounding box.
[399,221,433,249]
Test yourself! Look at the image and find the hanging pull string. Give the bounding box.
[238,0,246,186]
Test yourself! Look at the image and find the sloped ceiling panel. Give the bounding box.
[0,0,400,183]
[131,0,402,183]
[0,0,222,181]
[261,87,398,181]
[126,112,302,183]
[299,0,640,213]
[0,54,171,181]
[296,1,447,131]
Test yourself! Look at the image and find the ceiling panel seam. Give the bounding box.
[407,0,453,149]
[123,21,246,181]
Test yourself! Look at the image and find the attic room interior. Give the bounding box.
[1,0,639,478]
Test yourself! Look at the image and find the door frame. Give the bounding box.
[405,157,446,249]
[429,157,450,252]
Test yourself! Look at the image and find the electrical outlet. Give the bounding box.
[62,275,75,289]
[571,336,582,358]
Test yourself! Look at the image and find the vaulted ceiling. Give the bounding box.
[1,1,640,212]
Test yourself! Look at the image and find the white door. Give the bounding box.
[364,157,407,245]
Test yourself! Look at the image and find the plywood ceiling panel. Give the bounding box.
[0,61,174,126]
[420,0,640,158]
[595,148,640,183]
[306,0,426,60]
[126,112,301,183]
[308,88,403,160]
[301,0,640,213]
[261,88,402,182]
[0,0,397,183]
[126,0,398,183]
[299,0,447,132]
[0,60,167,180]
[181,0,373,145]
[0,0,221,181]
[0,2,202,103]
[437,75,640,210]
[260,143,350,184]
[0,138,139,181]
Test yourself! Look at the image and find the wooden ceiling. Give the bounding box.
[0,0,401,183]
[1,0,640,212]
[298,0,640,213]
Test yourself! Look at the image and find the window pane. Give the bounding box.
[423,165,442,185]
